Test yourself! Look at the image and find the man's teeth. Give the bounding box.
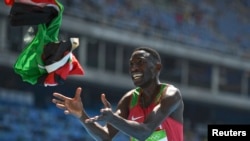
[133,74,142,79]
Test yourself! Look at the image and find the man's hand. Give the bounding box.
[52,87,84,118]
[85,94,116,123]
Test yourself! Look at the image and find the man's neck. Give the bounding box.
[140,83,162,107]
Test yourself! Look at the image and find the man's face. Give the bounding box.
[129,50,157,87]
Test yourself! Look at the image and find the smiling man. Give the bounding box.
[52,47,184,141]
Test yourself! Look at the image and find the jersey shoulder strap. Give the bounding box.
[154,83,168,104]
[129,84,168,109]
[129,87,140,109]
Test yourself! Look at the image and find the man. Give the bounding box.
[52,47,184,141]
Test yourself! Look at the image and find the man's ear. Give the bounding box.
[156,62,162,71]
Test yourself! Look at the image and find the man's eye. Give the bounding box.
[130,60,145,67]
[138,60,144,65]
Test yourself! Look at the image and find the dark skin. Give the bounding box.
[52,49,184,141]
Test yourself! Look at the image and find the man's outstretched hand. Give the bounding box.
[85,94,116,123]
[53,88,116,123]
[52,87,84,118]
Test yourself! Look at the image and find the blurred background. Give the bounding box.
[0,0,250,140]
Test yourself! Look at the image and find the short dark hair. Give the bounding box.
[134,47,161,63]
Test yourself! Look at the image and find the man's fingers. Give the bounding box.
[64,110,70,115]
[53,92,71,101]
[53,87,82,101]
[75,87,82,100]
[52,99,64,105]
[56,103,67,110]
[101,94,111,108]
[85,116,102,123]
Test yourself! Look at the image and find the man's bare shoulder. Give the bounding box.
[165,84,181,97]
[116,88,137,112]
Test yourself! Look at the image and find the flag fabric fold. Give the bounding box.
[5,0,84,86]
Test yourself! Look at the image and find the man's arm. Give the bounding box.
[52,87,130,141]
[86,85,183,140]
[77,98,118,141]
[79,90,132,140]
[78,112,116,141]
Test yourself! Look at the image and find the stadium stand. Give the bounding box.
[61,0,250,56]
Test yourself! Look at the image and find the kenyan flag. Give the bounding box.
[4,0,85,86]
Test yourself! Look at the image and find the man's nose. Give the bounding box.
[130,64,139,72]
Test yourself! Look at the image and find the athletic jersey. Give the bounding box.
[128,84,183,141]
